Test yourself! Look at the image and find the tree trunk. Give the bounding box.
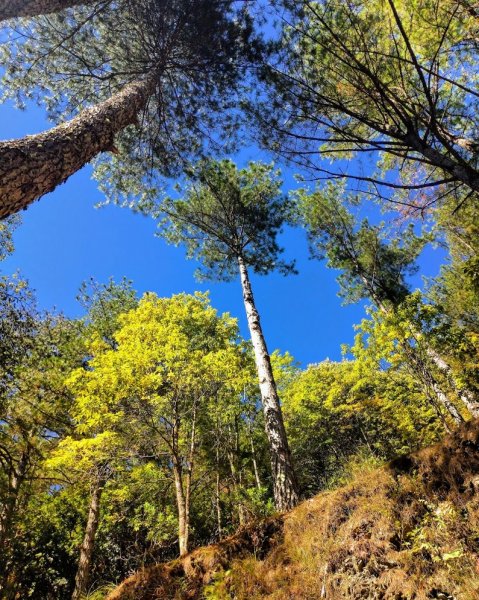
[425,347,479,418]
[372,294,468,424]
[71,470,107,600]
[215,445,222,539]
[0,0,94,22]
[0,72,157,219]
[249,427,262,490]
[227,445,245,525]
[403,130,479,194]
[172,461,189,557]
[0,450,29,597]
[401,340,464,425]
[237,255,299,512]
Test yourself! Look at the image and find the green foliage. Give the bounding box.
[260,0,479,206]
[293,181,428,307]
[77,277,137,348]
[282,358,441,493]
[154,160,295,281]
[0,215,20,262]
[0,0,261,204]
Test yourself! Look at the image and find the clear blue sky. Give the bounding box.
[0,100,444,367]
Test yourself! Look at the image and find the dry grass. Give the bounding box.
[107,420,479,600]
[106,517,284,600]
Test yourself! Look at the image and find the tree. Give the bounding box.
[76,276,137,348]
[419,198,479,409]
[257,0,479,211]
[39,278,139,600]
[0,285,84,598]
[281,357,441,494]
[153,160,300,511]
[47,435,118,600]
[66,292,250,556]
[293,182,475,422]
[0,0,259,217]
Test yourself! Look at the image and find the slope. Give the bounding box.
[107,420,479,600]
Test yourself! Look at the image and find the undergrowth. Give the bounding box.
[107,420,479,600]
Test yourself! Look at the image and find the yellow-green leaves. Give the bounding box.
[62,291,250,473]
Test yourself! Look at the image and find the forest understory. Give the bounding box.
[107,420,479,600]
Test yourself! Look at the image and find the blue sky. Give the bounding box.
[0,100,445,367]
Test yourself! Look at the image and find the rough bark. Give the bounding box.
[0,72,157,219]
[0,0,95,22]
[71,471,107,600]
[237,256,299,512]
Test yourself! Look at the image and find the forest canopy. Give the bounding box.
[1,1,479,599]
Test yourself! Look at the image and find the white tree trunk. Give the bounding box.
[425,347,479,418]
[237,256,299,511]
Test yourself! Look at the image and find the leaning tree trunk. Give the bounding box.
[71,470,107,600]
[237,256,299,512]
[372,293,469,424]
[401,340,464,426]
[425,346,479,418]
[0,0,94,22]
[0,71,157,219]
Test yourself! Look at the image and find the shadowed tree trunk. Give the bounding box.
[0,72,157,220]
[171,402,197,557]
[71,468,108,600]
[0,449,30,597]
[238,256,299,512]
[0,0,95,22]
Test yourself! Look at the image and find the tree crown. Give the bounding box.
[155,159,295,281]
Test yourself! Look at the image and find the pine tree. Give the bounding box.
[154,160,300,511]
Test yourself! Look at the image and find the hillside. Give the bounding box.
[107,421,479,600]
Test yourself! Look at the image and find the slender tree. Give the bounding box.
[153,160,300,511]
[0,286,84,597]
[294,182,477,421]
[70,464,110,600]
[66,292,250,556]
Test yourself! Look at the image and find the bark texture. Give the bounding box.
[238,256,299,512]
[0,0,94,22]
[0,73,156,219]
[71,472,106,600]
